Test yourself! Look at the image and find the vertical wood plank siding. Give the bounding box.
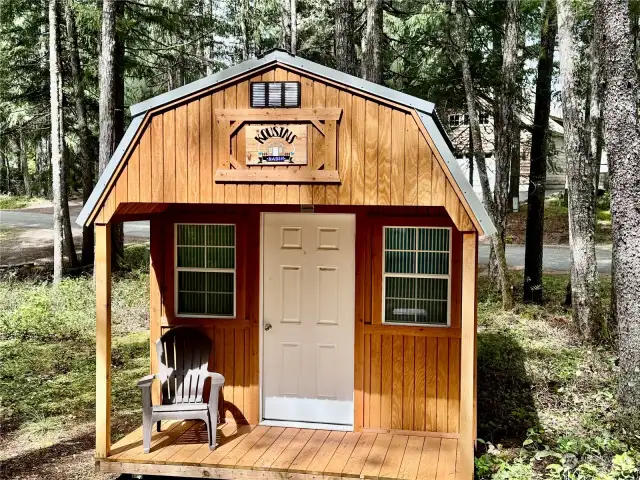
[362,334,461,434]
[95,66,476,233]
[149,207,464,435]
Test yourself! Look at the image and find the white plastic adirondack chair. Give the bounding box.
[137,326,225,453]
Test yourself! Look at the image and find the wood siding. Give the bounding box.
[147,206,463,436]
[93,65,475,233]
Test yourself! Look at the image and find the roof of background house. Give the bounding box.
[77,49,496,236]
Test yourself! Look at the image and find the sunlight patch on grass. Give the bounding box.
[0,195,45,210]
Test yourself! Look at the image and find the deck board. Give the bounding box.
[102,421,461,479]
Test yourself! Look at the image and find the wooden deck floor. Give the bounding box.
[100,420,462,479]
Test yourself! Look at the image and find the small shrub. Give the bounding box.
[121,243,150,271]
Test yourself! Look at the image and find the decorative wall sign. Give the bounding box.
[245,124,308,166]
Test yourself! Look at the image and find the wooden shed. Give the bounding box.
[78,49,495,480]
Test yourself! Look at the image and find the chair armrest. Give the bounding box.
[137,374,157,388]
[203,371,225,386]
[137,368,174,389]
[204,372,225,415]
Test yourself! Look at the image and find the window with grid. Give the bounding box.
[175,224,235,317]
[383,227,451,326]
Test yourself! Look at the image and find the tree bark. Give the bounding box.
[19,129,31,197]
[290,0,297,55]
[65,0,94,265]
[362,0,382,83]
[280,0,291,51]
[589,18,604,195]
[557,0,603,341]
[451,0,512,309]
[111,1,125,266]
[49,0,64,284]
[523,0,557,304]
[240,0,250,61]
[335,0,357,75]
[597,0,640,428]
[98,0,116,177]
[205,0,215,74]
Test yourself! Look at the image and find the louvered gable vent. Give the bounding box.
[250,81,300,108]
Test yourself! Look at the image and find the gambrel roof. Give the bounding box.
[77,49,496,235]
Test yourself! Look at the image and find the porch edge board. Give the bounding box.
[100,460,344,479]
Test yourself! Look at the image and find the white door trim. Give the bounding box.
[259,212,355,429]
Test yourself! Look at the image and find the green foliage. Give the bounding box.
[0,260,149,341]
[0,194,43,209]
[475,273,638,479]
[0,269,150,432]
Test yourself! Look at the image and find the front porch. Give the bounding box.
[100,420,462,480]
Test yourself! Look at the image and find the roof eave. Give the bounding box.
[417,112,497,236]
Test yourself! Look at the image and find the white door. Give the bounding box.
[262,213,355,426]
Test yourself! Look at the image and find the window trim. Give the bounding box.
[174,222,237,319]
[381,226,452,328]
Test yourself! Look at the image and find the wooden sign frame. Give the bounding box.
[214,108,343,184]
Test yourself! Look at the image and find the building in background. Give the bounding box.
[445,107,567,204]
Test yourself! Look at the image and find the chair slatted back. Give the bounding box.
[155,327,211,405]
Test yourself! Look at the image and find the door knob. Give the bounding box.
[265,323,272,331]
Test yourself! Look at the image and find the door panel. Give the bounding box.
[262,213,355,426]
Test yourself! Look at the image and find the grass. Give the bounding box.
[0,244,636,479]
[0,194,46,210]
[507,196,612,245]
[0,245,150,441]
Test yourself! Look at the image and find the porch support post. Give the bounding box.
[460,232,478,479]
[149,217,163,404]
[95,223,112,458]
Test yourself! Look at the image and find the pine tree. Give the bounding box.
[49,0,64,283]
[557,0,603,340]
[335,0,357,75]
[597,0,640,428]
[362,0,382,83]
[523,0,557,304]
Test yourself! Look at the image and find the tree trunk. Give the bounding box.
[290,0,297,55]
[589,18,604,196]
[598,0,640,429]
[49,0,64,284]
[362,0,382,83]
[65,0,94,265]
[523,0,557,304]
[280,0,291,51]
[99,0,124,268]
[19,129,31,197]
[111,1,125,266]
[452,0,512,309]
[205,0,215,74]
[98,0,116,176]
[335,0,357,75]
[240,0,250,61]
[557,0,603,341]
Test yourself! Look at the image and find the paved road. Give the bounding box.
[0,209,612,272]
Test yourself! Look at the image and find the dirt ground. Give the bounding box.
[0,422,119,480]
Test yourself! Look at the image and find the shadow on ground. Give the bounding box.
[477,331,539,446]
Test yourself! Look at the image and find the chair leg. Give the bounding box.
[205,414,215,451]
[142,413,152,454]
[157,420,161,432]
